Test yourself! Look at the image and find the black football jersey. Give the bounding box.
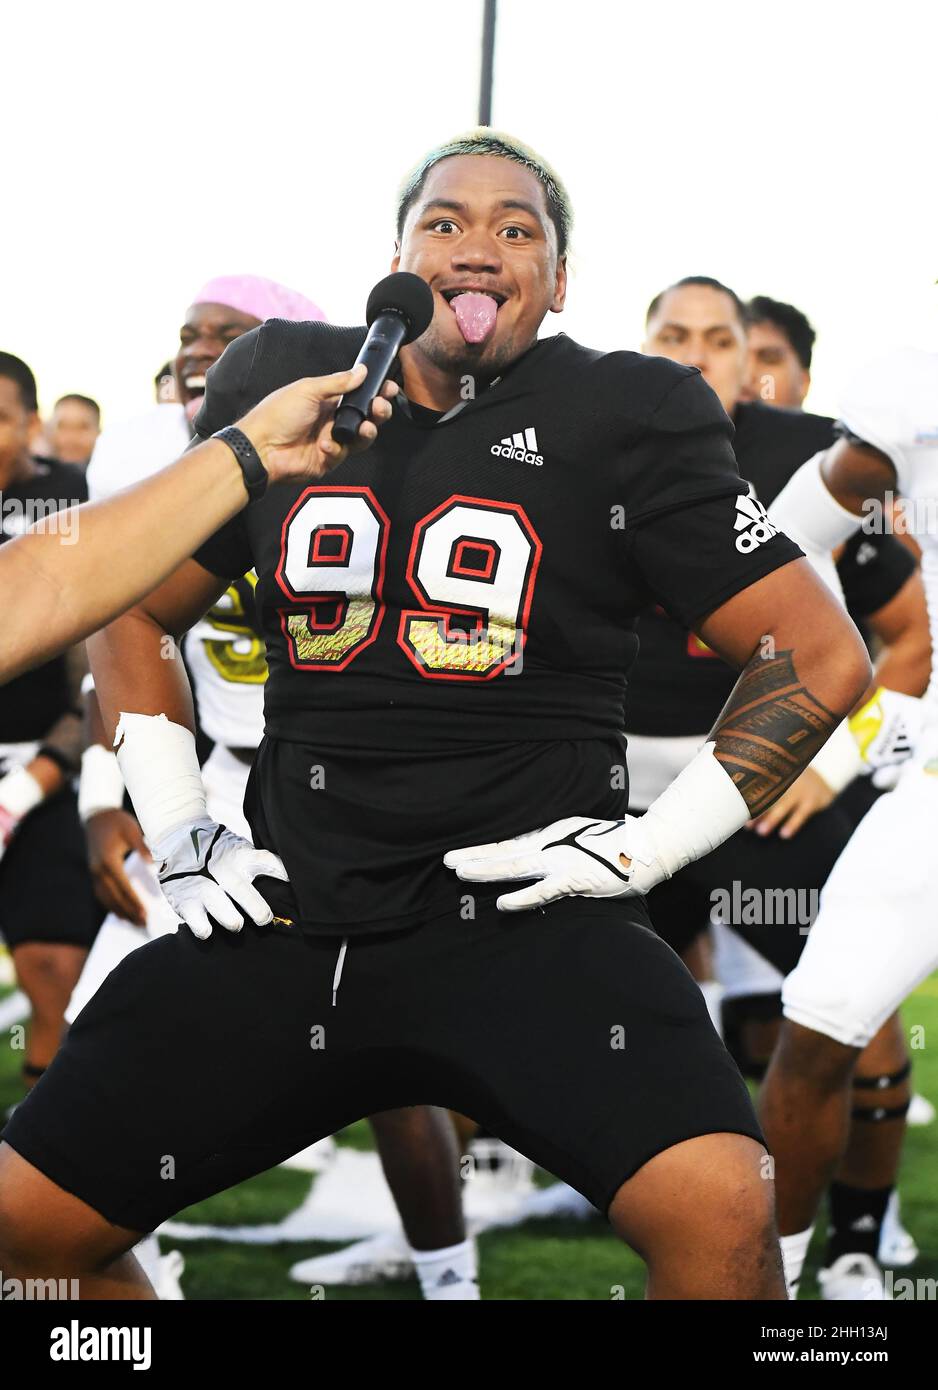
[190,323,801,932]
[0,459,87,741]
[625,403,915,737]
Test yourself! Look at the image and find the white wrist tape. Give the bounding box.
[78,744,127,822]
[114,712,207,846]
[639,741,751,879]
[809,719,863,794]
[0,765,45,818]
[768,450,862,555]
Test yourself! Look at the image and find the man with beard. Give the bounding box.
[0,133,871,1299]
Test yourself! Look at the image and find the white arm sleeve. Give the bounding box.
[768,450,862,574]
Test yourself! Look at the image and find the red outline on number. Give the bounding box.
[275,485,390,672]
[451,537,498,581]
[396,495,542,682]
[310,525,351,567]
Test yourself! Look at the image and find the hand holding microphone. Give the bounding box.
[236,363,397,484]
[233,273,431,482]
[332,272,434,444]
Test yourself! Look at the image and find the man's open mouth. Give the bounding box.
[440,288,507,307]
[183,373,207,397]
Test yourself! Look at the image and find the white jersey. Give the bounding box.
[87,403,191,500]
[839,347,938,725]
[87,405,266,749]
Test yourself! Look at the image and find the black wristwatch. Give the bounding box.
[212,425,269,502]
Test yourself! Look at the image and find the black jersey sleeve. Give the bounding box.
[627,490,804,628]
[191,511,253,580]
[837,531,917,620]
[618,369,745,527]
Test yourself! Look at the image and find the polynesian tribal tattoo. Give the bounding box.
[709,648,837,815]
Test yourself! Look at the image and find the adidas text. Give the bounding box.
[492,427,543,465]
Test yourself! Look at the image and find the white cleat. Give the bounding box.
[818,1252,888,1300]
[158,1249,186,1300]
[289,1230,414,1287]
[517,1181,597,1221]
[878,1191,919,1267]
[907,1092,935,1126]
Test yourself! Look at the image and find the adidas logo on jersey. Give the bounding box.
[734,488,778,553]
[491,427,543,465]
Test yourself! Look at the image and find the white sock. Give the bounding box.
[409,1239,480,1301]
[132,1234,162,1291]
[780,1226,814,1299]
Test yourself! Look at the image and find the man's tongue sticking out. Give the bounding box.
[452,292,499,345]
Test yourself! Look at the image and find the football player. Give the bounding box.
[0,131,871,1300]
[0,354,102,1103]
[633,278,930,1293]
[760,343,938,1298]
[741,296,815,410]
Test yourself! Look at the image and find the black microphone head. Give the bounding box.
[365,272,434,344]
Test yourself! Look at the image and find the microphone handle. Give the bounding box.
[332,313,407,445]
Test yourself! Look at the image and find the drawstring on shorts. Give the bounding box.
[332,937,349,1007]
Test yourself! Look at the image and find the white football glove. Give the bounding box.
[849,687,923,771]
[153,816,290,940]
[0,765,44,867]
[443,814,669,912]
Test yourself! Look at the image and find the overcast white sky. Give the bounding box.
[3,0,936,424]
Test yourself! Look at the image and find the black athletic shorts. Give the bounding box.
[0,789,103,951]
[2,896,762,1231]
[636,777,883,973]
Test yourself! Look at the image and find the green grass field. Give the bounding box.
[2,971,936,1300]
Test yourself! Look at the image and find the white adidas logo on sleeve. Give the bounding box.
[490,426,544,465]
[734,487,779,553]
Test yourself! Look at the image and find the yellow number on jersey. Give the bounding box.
[201,571,268,685]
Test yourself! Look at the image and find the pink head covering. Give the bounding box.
[191,274,326,324]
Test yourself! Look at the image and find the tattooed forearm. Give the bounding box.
[708,648,837,815]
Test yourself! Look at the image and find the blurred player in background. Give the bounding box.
[0,352,102,1110]
[74,276,475,1300]
[741,295,815,409]
[46,393,100,468]
[634,278,929,1293]
[763,344,938,1298]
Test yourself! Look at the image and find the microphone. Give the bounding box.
[332,272,434,445]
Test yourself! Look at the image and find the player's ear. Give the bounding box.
[550,255,567,314]
[390,242,401,275]
[800,369,811,405]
